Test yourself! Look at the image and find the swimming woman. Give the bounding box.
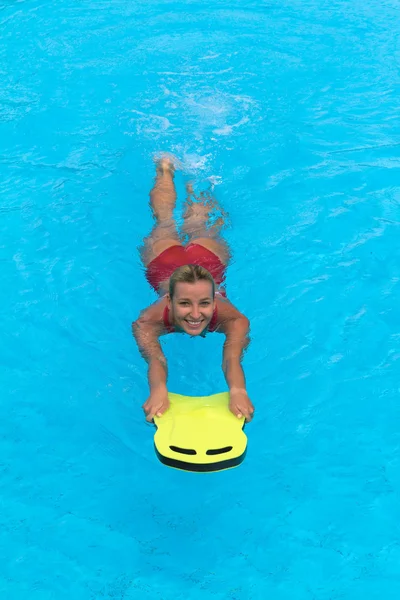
[132,157,254,423]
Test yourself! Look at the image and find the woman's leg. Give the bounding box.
[140,157,182,266]
[181,183,230,265]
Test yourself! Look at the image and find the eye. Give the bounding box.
[200,301,210,306]
[179,301,189,306]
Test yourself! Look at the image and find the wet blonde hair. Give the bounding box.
[169,264,215,299]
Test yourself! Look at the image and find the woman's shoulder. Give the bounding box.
[215,294,237,312]
[215,295,247,331]
[135,296,168,326]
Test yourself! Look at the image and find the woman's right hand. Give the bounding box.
[142,387,170,422]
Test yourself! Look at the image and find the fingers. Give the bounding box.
[244,409,255,423]
[230,402,255,422]
[245,402,255,422]
[142,400,168,422]
[240,408,254,422]
[143,405,158,422]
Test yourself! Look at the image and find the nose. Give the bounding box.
[190,305,200,319]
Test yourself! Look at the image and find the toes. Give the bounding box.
[156,155,175,175]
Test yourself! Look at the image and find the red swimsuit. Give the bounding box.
[146,243,226,293]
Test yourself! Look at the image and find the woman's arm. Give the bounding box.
[132,317,168,390]
[217,300,254,421]
[132,301,170,420]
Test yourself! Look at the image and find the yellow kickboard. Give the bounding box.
[154,392,247,472]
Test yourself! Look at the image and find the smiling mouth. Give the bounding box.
[185,319,204,329]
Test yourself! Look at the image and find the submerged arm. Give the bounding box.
[222,315,250,391]
[132,311,169,420]
[132,317,167,387]
[219,303,254,421]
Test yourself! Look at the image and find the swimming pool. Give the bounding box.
[1,0,400,597]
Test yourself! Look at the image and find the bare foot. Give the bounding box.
[154,152,183,176]
[156,156,175,177]
[185,182,214,204]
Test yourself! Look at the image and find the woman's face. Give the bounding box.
[168,280,216,335]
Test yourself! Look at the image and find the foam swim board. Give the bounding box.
[153,392,247,472]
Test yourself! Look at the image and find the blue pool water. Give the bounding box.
[2,0,400,597]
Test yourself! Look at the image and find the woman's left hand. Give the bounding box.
[229,388,255,422]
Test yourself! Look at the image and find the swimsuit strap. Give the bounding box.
[163,305,175,333]
[208,304,219,332]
